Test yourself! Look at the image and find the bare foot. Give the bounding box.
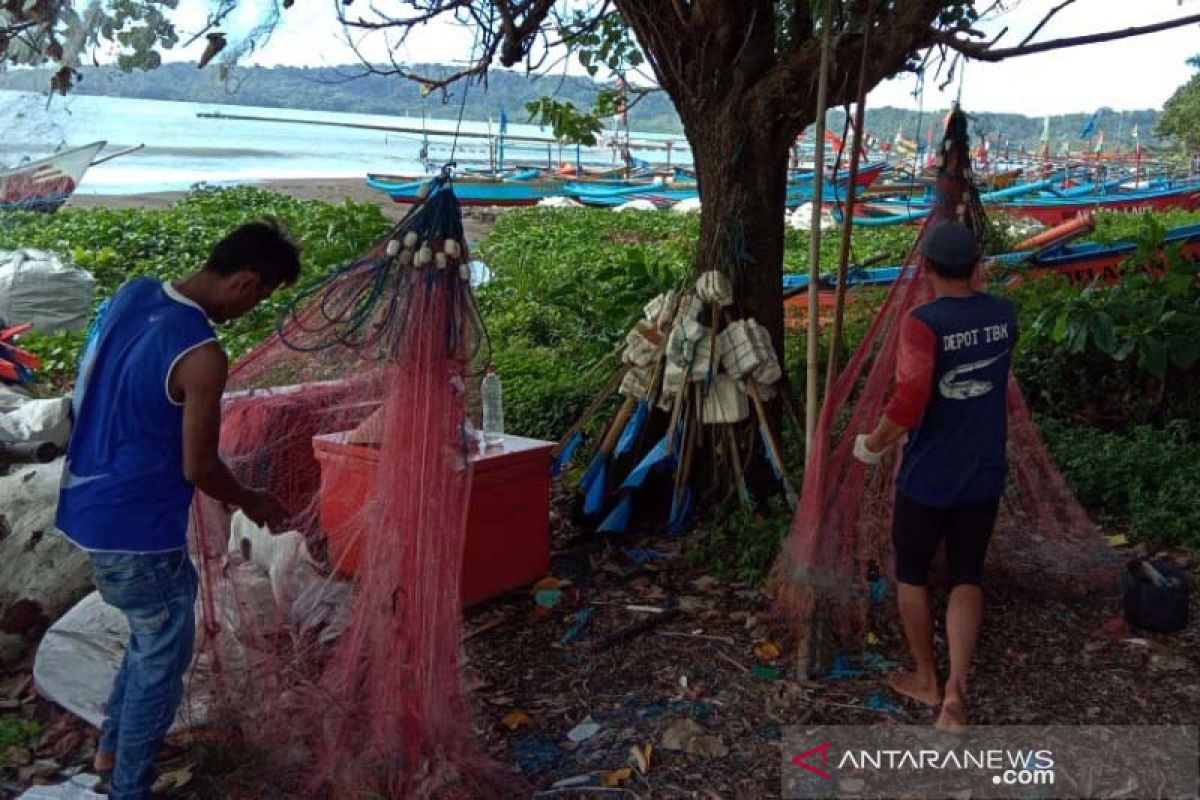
[886,671,942,707]
[936,698,968,731]
[93,750,115,773]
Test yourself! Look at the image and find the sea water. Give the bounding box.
[0,90,692,194]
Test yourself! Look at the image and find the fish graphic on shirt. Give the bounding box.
[938,351,1008,400]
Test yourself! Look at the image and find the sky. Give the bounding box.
[164,0,1200,116]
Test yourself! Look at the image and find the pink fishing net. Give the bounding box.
[184,178,505,797]
[772,108,1119,660]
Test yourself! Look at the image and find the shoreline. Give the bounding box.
[66,177,503,245]
[68,177,396,213]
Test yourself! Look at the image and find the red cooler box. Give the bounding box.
[312,432,553,605]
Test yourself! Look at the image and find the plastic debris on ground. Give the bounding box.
[501,710,535,731]
[622,547,671,566]
[824,651,862,680]
[628,742,652,773]
[753,640,782,660]
[861,651,900,672]
[16,774,105,800]
[560,607,595,644]
[515,734,564,775]
[535,588,563,608]
[864,695,905,714]
[868,578,888,605]
[566,716,602,743]
[750,665,781,681]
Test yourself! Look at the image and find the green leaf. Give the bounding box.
[1091,311,1117,355]
[1137,336,1168,380]
[1169,336,1200,370]
[1051,310,1069,343]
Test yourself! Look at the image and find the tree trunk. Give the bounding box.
[688,113,793,357]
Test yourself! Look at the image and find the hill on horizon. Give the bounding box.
[0,62,1169,152]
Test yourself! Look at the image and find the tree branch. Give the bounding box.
[939,11,1200,63]
[1018,0,1077,48]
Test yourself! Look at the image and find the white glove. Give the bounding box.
[853,434,885,465]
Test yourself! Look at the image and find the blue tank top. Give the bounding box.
[896,293,1017,508]
[57,278,217,552]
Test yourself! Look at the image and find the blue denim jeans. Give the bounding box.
[90,548,197,800]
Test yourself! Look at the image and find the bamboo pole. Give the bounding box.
[825,0,875,394]
[805,0,833,458]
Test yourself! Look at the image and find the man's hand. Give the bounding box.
[240,489,288,531]
[854,415,908,466]
[853,434,886,465]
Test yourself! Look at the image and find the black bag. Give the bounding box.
[1122,558,1190,633]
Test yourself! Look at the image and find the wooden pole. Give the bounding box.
[805,0,833,458]
[825,0,875,394]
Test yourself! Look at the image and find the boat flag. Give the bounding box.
[1131,123,1139,141]
[1093,131,1105,154]
[1079,111,1099,140]
[499,108,508,134]
[1041,116,1050,145]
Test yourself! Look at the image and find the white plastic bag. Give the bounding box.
[0,250,94,334]
[0,396,71,447]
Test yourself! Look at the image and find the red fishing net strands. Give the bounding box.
[185,174,510,798]
[771,107,1119,667]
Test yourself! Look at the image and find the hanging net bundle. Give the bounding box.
[771,107,1120,664]
[186,171,504,797]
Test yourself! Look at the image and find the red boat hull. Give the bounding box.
[1002,189,1200,226]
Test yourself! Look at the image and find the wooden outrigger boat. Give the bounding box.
[781,217,1200,328]
[0,141,106,213]
[368,160,890,209]
[849,178,1200,227]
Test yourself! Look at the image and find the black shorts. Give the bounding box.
[892,494,1000,587]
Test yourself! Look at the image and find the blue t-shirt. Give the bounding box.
[896,293,1018,508]
[57,278,217,552]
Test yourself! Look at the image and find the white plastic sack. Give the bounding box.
[537,196,582,208]
[615,199,658,213]
[0,395,71,447]
[0,249,94,334]
[34,590,208,732]
[34,561,352,732]
[17,774,105,800]
[671,197,702,214]
[786,202,836,231]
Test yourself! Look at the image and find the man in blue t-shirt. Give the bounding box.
[57,220,299,799]
[855,221,1017,731]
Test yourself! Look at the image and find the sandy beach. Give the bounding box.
[66,177,504,243]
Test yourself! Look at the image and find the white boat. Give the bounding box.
[0,141,106,212]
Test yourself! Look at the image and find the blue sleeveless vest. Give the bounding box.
[57,278,216,552]
[896,293,1017,508]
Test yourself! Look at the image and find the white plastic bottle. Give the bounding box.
[481,368,504,447]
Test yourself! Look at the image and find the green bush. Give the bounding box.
[1039,418,1200,547]
[689,498,792,585]
[1088,207,1200,245]
[476,208,692,437]
[1011,214,1200,428]
[0,716,38,751]
[0,186,392,384]
[477,208,914,440]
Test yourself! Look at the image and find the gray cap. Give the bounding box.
[919,221,979,268]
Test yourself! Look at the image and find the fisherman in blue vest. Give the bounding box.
[57,220,300,799]
[854,220,1017,731]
